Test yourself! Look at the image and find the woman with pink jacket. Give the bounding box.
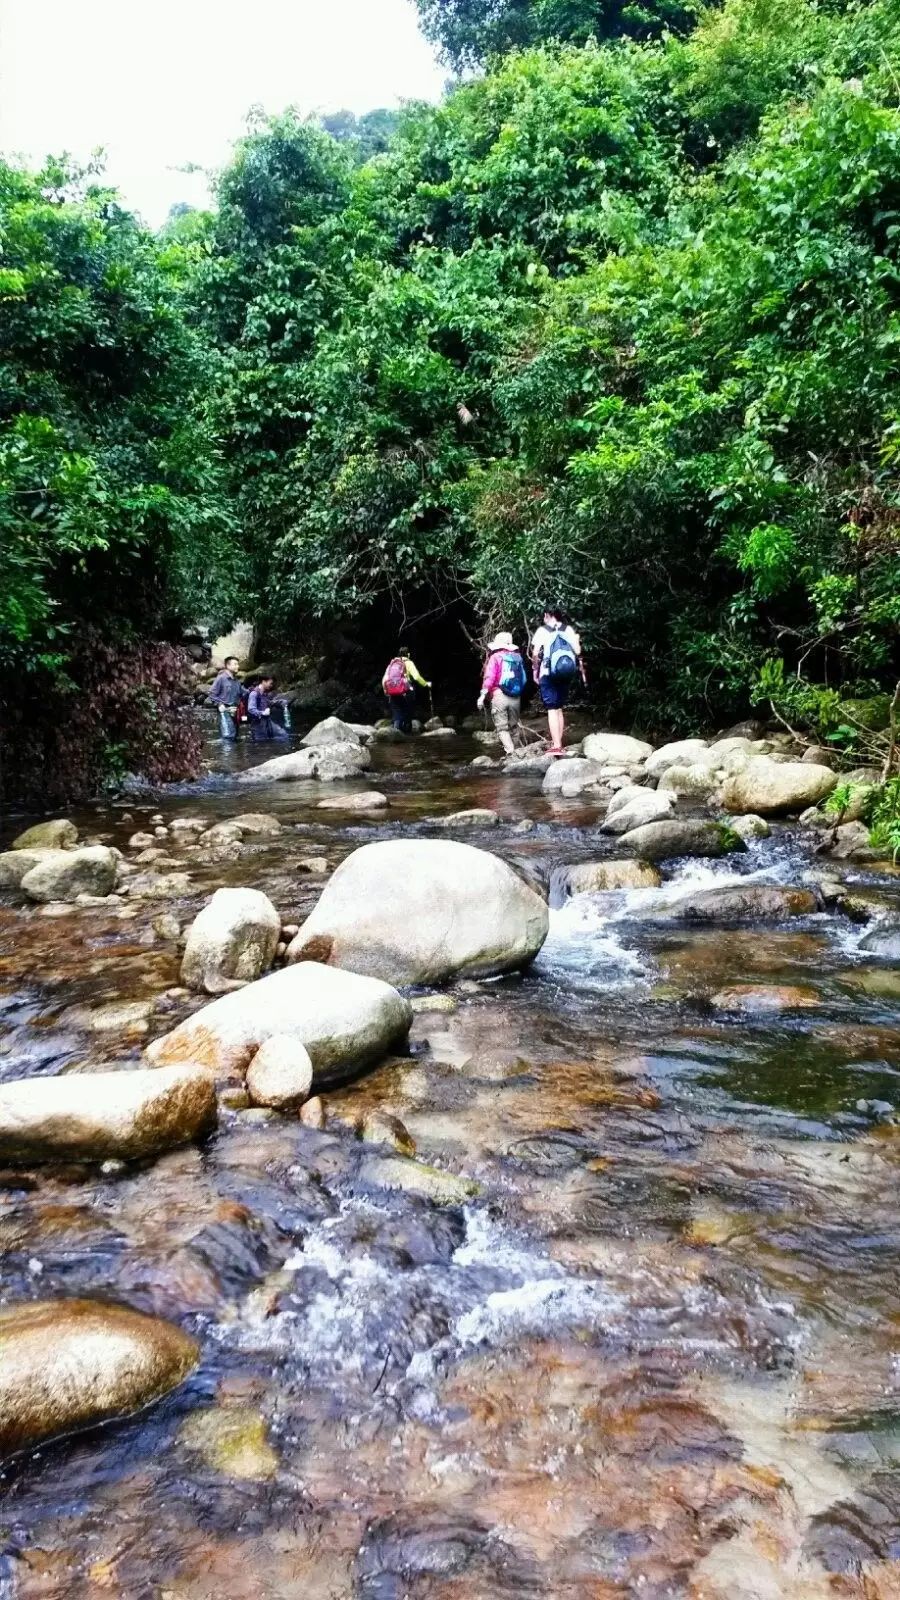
[476,630,528,757]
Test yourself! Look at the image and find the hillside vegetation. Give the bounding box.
[2,0,899,798]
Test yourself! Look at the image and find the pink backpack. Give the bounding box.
[384,657,410,696]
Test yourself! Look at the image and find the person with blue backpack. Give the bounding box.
[477,630,528,757]
[530,606,587,755]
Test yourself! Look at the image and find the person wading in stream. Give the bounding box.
[477,631,528,758]
[530,606,587,755]
[247,675,290,742]
[208,656,244,741]
[382,645,431,735]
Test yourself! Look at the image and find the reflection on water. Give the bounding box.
[1,729,900,1595]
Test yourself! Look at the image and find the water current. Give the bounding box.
[2,725,900,1597]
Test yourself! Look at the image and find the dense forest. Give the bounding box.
[2,0,899,803]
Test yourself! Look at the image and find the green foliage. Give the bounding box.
[868,777,900,860]
[414,0,700,71]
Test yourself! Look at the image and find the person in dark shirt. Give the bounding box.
[209,657,243,741]
[247,676,289,742]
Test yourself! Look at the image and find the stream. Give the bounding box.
[2,726,900,1597]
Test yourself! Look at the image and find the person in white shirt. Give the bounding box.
[530,606,587,755]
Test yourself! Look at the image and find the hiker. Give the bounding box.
[209,656,244,741]
[477,630,528,757]
[247,676,290,742]
[382,645,431,734]
[530,606,587,754]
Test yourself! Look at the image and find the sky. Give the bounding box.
[0,0,445,226]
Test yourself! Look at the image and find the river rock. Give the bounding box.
[0,1299,199,1458]
[829,820,876,860]
[645,740,709,778]
[0,1063,216,1162]
[360,1156,480,1204]
[582,732,653,766]
[146,962,412,1087]
[301,716,362,748]
[181,888,281,994]
[859,924,900,960]
[19,846,118,903]
[729,813,770,842]
[801,745,838,767]
[357,1110,416,1155]
[502,749,555,773]
[246,1035,313,1109]
[542,758,607,796]
[180,1406,278,1481]
[299,1096,326,1129]
[658,763,720,797]
[12,819,78,851]
[722,758,838,816]
[601,787,675,834]
[561,860,662,896]
[710,984,820,1012]
[642,884,819,923]
[0,849,59,889]
[618,819,746,860]
[435,809,500,828]
[239,743,371,784]
[285,838,549,984]
[316,791,388,811]
[128,832,156,849]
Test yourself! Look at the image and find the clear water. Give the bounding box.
[1,724,900,1596]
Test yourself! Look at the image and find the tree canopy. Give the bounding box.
[3,0,899,797]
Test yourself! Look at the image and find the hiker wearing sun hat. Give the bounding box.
[477,629,528,757]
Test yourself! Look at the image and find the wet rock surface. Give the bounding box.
[1,722,900,1597]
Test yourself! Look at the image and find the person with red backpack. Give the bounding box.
[477,630,528,757]
[382,645,431,733]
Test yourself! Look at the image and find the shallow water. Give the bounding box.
[2,725,900,1597]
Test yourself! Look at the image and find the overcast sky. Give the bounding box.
[0,0,444,226]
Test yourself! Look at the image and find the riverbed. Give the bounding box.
[2,727,900,1597]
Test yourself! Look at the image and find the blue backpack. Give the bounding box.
[546,629,578,680]
[498,650,527,696]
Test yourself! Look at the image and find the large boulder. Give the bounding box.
[645,740,709,779]
[618,819,746,861]
[239,743,371,784]
[561,860,662,896]
[181,887,281,994]
[722,758,838,816]
[583,732,653,766]
[285,838,549,985]
[301,716,362,748]
[602,787,675,835]
[0,1299,199,1458]
[146,962,412,1088]
[19,846,118,903]
[658,763,719,798]
[542,758,607,796]
[0,849,59,889]
[12,819,78,851]
[0,1064,216,1163]
[638,884,819,923]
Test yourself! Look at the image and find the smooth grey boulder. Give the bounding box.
[238,742,371,784]
[19,846,118,903]
[146,962,412,1087]
[618,819,746,861]
[0,849,59,889]
[722,758,838,816]
[658,763,720,798]
[542,758,607,796]
[0,1063,216,1162]
[0,1299,199,1458]
[12,819,78,851]
[301,716,362,748]
[181,887,281,994]
[602,787,675,835]
[582,732,653,765]
[285,838,549,985]
[644,740,709,778]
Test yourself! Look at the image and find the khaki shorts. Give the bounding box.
[490,691,521,735]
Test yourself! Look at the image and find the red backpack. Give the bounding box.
[384,656,410,696]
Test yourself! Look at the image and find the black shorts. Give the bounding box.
[540,675,573,710]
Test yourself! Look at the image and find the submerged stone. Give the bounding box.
[180,1406,278,1481]
[361,1155,480,1204]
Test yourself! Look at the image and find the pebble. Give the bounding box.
[153,913,181,941]
[153,826,169,839]
[281,924,300,939]
[296,858,328,875]
[299,1096,326,1129]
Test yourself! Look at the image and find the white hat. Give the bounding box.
[488,631,514,651]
